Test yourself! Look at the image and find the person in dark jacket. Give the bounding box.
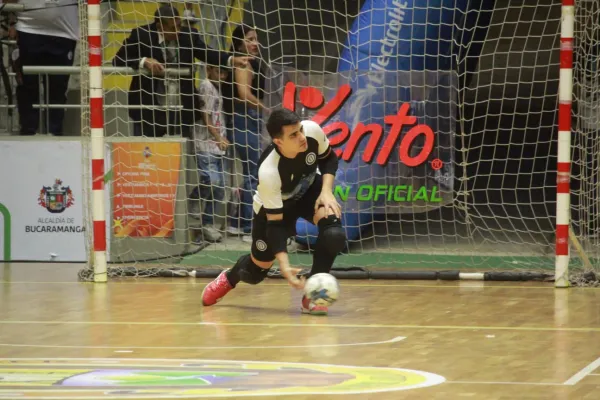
[112,5,250,137]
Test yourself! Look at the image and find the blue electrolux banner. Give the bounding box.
[270,0,490,243]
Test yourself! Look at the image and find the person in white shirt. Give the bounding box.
[9,0,79,135]
[189,65,231,242]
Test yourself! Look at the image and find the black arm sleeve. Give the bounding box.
[317,147,339,176]
[193,36,231,67]
[113,28,142,69]
[266,219,288,255]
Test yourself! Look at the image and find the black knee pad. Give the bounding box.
[236,254,270,285]
[317,215,346,253]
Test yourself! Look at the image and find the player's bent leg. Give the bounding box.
[232,254,273,285]
[302,210,346,316]
[201,254,274,307]
[311,211,346,277]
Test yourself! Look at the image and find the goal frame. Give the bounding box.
[84,0,581,287]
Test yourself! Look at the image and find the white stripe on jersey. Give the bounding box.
[301,120,330,156]
[253,150,283,214]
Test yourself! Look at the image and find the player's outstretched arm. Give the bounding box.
[274,251,305,290]
[258,166,304,289]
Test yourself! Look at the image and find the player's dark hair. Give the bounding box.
[266,108,301,139]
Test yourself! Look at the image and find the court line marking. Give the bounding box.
[0,335,406,350]
[564,356,600,385]
[0,320,598,332]
[1,280,584,290]
[447,380,564,386]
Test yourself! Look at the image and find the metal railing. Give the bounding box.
[0,4,25,12]
[23,65,193,76]
[0,65,193,135]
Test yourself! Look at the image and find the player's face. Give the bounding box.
[278,122,308,154]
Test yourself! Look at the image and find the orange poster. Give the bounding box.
[111,142,181,238]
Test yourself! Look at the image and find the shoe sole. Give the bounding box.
[301,307,328,316]
[201,285,227,306]
[200,284,214,306]
[201,271,230,306]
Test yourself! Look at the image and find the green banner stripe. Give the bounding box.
[0,202,11,261]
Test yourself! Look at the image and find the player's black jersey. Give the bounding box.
[253,120,331,215]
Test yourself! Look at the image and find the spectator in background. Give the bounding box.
[226,24,268,238]
[6,0,79,136]
[180,2,201,84]
[112,5,250,138]
[181,2,197,30]
[189,65,230,243]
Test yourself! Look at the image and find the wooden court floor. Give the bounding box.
[1,262,599,399]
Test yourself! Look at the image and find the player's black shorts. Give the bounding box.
[250,174,323,262]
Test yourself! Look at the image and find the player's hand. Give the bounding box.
[280,265,305,290]
[315,191,342,219]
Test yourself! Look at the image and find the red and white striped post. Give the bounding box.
[556,0,574,288]
[88,0,107,282]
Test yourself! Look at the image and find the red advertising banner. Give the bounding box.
[111,142,181,238]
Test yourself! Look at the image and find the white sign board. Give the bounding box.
[0,141,86,261]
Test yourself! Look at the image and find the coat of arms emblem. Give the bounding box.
[38,179,74,213]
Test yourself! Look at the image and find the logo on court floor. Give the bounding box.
[0,358,445,398]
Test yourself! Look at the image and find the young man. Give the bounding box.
[201,108,346,315]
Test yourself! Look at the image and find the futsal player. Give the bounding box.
[201,108,346,315]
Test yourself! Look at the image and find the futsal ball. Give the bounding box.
[304,273,340,306]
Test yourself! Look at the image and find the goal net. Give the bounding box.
[77,0,599,286]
